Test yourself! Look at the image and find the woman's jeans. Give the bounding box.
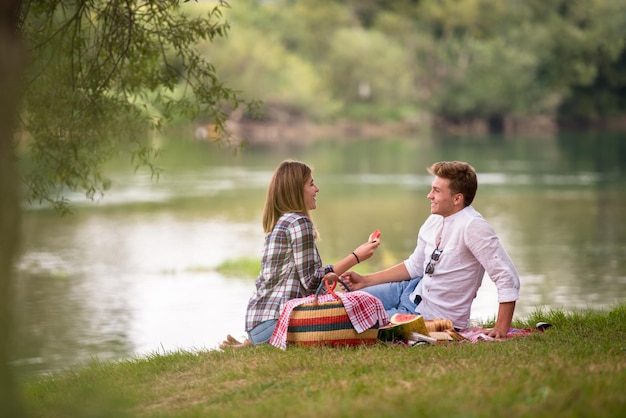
[247,319,278,345]
[362,277,422,317]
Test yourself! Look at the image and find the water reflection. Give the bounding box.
[13,132,626,376]
[15,212,264,376]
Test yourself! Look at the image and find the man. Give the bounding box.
[341,161,520,338]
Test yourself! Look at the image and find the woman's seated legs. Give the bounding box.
[247,319,278,345]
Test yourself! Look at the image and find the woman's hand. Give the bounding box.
[352,230,381,263]
[333,230,382,277]
[369,229,381,242]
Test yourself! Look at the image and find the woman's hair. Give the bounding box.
[427,161,478,206]
[262,160,313,233]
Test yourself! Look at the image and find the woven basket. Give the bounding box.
[286,274,380,347]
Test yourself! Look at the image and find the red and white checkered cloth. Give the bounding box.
[270,291,389,350]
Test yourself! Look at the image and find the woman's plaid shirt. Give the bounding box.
[245,212,333,332]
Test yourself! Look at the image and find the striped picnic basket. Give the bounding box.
[286,273,380,347]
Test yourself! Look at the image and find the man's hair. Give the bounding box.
[262,160,312,233]
[427,161,478,206]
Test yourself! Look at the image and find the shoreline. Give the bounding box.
[191,113,626,146]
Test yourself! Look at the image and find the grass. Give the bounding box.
[214,257,260,278]
[213,257,381,279]
[19,304,626,418]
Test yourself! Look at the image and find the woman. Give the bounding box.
[240,160,380,346]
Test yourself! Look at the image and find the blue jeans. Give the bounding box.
[363,277,422,317]
[247,319,278,345]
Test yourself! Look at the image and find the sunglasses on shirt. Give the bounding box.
[425,248,443,274]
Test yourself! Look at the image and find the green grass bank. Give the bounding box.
[20,304,626,418]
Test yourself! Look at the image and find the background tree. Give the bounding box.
[3,0,256,414]
[214,0,626,131]
[324,27,418,121]
[19,0,256,212]
[2,1,25,416]
[199,22,340,122]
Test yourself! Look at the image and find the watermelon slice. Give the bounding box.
[390,313,420,325]
[378,314,429,341]
[370,229,381,242]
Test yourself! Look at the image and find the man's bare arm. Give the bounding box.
[488,301,516,338]
[341,263,411,290]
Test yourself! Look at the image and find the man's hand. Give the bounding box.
[488,301,516,339]
[340,271,366,291]
[487,326,508,339]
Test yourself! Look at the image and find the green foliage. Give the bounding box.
[269,0,357,62]
[198,24,340,121]
[324,28,417,110]
[431,36,549,119]
[21,304,626,417]
[191,0,626,127]
[19,0,257,212]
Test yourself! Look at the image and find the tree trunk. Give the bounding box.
[0,1,25,416]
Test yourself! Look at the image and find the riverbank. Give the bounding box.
[20,303,626,417]
[190,111,626,148]
[224,114,558,146]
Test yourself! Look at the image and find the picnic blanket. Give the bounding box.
[458,327,537,343]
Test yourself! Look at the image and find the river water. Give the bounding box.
[13,130,626,376]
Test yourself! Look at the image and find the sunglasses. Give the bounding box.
[425,248,443,274]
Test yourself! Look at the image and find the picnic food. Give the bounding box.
[370,229,381,242]
[378,313,429,341]
[390,313,421,325]
[424,318,454,332]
